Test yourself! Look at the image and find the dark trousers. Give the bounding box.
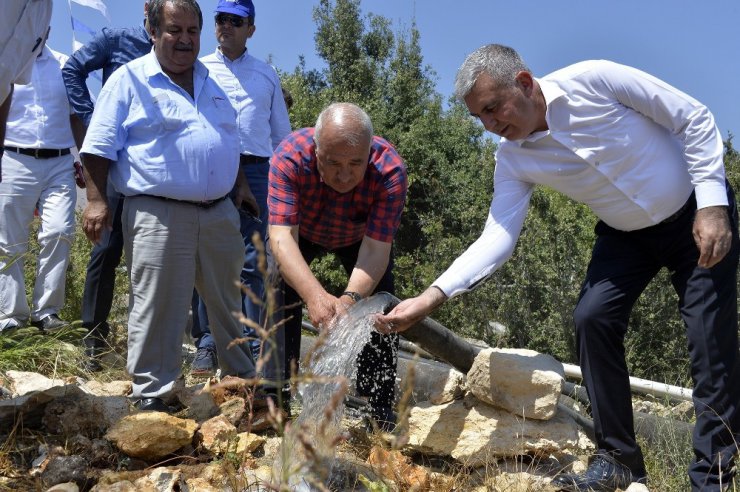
[574,185,739,491]
[283,236,399,411]
[81,188,125,339]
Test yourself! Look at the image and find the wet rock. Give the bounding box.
[467,348,564,420]
[105,413,198,461]
[405,394,580,467]
[41,455,89,489]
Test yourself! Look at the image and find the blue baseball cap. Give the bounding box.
[214,0,255,18]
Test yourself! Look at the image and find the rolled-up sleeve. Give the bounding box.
[62,32,110,126]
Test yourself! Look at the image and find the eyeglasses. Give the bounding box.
[215,14,247,28]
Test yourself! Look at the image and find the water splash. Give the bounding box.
[273,298,383,490]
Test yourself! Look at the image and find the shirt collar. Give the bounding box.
[513,77,566,145]
[143,50,208,88]
[215,46,249,63]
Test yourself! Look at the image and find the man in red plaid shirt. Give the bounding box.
[268,102,408,429]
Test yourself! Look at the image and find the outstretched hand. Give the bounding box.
[375,286,448,334]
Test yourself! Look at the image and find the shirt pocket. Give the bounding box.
[147,93,186,132]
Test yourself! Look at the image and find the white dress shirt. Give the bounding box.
[5,46,75,149]
[434,60,727,298]
[201,48,291,156]
[0,0,52,103]
[81,51,239,202]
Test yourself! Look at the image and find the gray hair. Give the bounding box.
[454,44,530,101]
[314,103,374,148]
[148,0,203,35]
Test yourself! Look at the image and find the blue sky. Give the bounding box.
[49,0,740,141]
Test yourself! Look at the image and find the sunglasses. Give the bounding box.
[215,14,247,28]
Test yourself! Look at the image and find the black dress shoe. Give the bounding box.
[551,451,645,491]
[31,314,68,333]
[134,397,170,413]
[83,335,107,372]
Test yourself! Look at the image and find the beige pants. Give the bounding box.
[123,195,256,398]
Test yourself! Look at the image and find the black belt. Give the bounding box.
[137,194,228,209]
[240,154,269,165]
[661,196,694,224]
[4,146,71,159]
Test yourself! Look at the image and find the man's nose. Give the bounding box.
[480,115,498,132]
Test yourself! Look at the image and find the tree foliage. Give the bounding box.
[279,0,740,386]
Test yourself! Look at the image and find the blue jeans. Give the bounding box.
[191,161,270,356]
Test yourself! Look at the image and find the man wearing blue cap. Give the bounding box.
[198,0,291,385]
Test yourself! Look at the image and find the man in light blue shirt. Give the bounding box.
[196,0,291,381]
[80,0,257,413]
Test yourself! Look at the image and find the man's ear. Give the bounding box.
[515,71,535,94]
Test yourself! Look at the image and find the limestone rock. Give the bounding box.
[0,383,86,429]
[45,483,80,492]
[467,348,564,420]
[106,413,198,461]
[5,370,68,396]
[185,477,221,491]
[236,432,266,455]
[125,467,188,491]
[405,395,580,467]
[177,383,219,422]
[81,380,132,397]
[219,396,246,425]
[197,415,238,455]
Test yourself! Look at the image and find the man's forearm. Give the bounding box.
[269,225,327,303]
[81,153,111,203]
[346,237,392,298]
[70,114,87,150]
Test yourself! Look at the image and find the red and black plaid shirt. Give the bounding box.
[268,127,408,250]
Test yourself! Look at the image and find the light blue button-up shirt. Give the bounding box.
[80,51,239,201]
[201,48,291,156]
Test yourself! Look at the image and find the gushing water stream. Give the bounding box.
[273,298,384,490]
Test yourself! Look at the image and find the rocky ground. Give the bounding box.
[0,340,688,491]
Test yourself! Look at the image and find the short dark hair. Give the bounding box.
[148,0,203,35]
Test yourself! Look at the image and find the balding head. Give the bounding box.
[314,102,373,150]
[313,103,374,194]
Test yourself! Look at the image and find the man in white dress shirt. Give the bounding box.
[0,42,76,334]
[378,44,738,492]
[197,0,291,382]
[0,0,53,182]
